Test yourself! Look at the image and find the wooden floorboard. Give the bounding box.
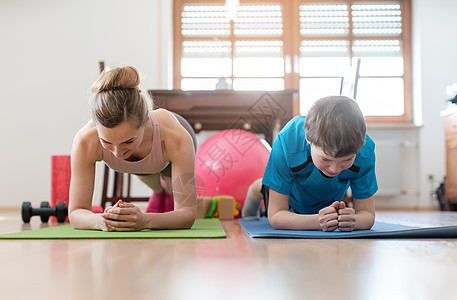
[1,210,457,300]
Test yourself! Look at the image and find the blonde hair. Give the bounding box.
[304,96,366,158]
[90,65,148,128]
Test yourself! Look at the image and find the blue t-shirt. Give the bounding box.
[262,116,378,214]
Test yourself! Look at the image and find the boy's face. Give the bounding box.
[310,144,356,177]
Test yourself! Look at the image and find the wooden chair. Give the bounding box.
[98,61,150,208]
[100,167,149,208]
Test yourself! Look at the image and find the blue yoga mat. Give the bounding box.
[239,218,457,238]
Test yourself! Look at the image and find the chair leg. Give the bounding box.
[127,174,132,199]
[101,165,110,209]
[101,166,151,207]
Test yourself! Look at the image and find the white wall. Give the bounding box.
[413,0,457,207]
[367,0,457,209]
[0,0,456,209]
[0,0,172,207]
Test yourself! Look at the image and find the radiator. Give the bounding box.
[374,141,402,196]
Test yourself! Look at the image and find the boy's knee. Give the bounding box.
[248,178,263,200]
[252,178,263,189]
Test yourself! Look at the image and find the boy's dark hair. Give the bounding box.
[304,96,366,158]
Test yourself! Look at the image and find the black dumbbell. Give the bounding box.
[21,201,68,223]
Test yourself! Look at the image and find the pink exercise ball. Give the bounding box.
[195,129,271,209]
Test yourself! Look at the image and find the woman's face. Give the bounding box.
[310,143,356,177]
[96,120,145,160]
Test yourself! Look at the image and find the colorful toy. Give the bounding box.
[195,129,271,209]
[197,195,240,220]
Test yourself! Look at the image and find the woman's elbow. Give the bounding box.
[68,211,82,229]
[68,208,94,229]
[180,207,197,229]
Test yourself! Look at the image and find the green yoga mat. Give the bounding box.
[0,219,226,239]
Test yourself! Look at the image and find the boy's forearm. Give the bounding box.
[269,208,375,231]
[269,210,322,231]
[354,210,375,230]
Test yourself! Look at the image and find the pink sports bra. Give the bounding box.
[102,111,170,174]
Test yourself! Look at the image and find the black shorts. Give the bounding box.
[260,184,295,216]
[260,184,270,216]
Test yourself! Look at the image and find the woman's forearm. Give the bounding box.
[144,206,197,230]
[69,209,104,230]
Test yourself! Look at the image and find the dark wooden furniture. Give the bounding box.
[442,105,457,210]
[147,90,298,146]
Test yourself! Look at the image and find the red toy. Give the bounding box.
[51,155,71,207]
[51,155,102,214]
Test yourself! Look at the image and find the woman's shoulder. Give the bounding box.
[152,109,186,136]
[152,108,176,125]
[72,120,102,162]
[152,109,193,157]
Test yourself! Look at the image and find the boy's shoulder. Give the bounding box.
[276,115,308,154]
[281,115,306,133]
[279,115,307,141]
[360,134,375,154]
[353,134,376,167]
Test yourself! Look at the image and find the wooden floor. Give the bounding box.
[1,210,457,300]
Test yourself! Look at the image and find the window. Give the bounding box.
[173,0,412,123]
[176,1,286,91]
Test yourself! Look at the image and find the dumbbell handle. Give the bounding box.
[31,207,58,217]
[22,201,68,223]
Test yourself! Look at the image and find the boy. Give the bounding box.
[242,96,377,232]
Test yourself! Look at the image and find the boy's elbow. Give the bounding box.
[367,216,375,230]
[268,213,283,230]
[367,211,376,228]
[362,220,375,230]
[356,211,375,230]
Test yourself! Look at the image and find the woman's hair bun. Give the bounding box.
[92,65,141,94]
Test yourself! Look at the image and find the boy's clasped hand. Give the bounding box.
[318,201,356,232]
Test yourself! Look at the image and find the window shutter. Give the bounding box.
[299,4,349,36]
[351,2,402,36]
[178,1,285,91]
[181,3,229,37]
[234,4,283,36]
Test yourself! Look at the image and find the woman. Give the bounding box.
[69,66,197,231]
